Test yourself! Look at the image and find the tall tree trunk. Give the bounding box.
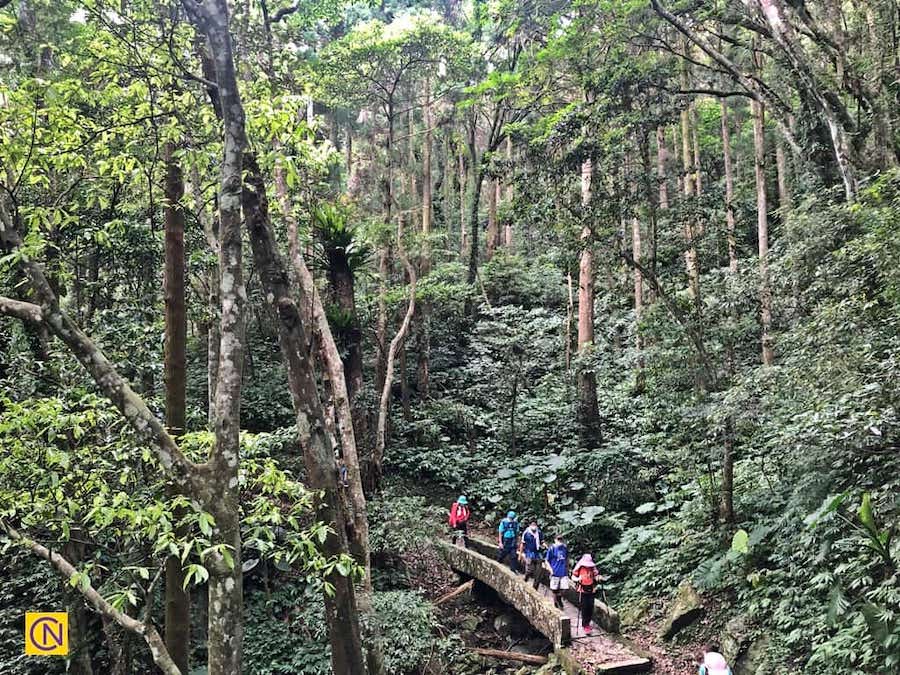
[721,100,738,523]
[442,133,453,230]
[417,79,432,398]
[691,104,702,196]
[752,46,775,366]
[465,127,485,288]
[242,156,368,675]
[632,214,644,391]
[721,101,738,274]
[376,248,389,396]
[576,158,601,447]
[486,176,498,259]
[565,270,574,371]
[189,165,219,427]
[504,136,513,246]
[271,153,383,673]
[329,255,367,438]
[163,142,190,675]
[680,92,700,301]
[458,150,467,255]
[679,65,705,392]
[407,103,416,208]
[198,6,248,671]
[638,130,658,301]
[656,125,669,210]
[100,615,129,675]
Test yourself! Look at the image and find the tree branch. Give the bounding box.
[270,1,303,23]
[0,296,43,323]
[0,207,197,491]
[374,216,417,470]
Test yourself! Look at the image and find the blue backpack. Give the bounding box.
[500,518,518,539]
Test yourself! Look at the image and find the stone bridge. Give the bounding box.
[437,535,652,674]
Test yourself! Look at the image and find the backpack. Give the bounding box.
[501,518,518,539]
[575,566,595,588]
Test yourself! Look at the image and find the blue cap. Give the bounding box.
[457,496,468,505]
[507,511,516,519]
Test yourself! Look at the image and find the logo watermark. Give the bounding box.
[25,612,68,656]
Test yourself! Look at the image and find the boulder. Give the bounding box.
[720,615,751,664]
[621,597,651,628]
[657,581,704,640]
[734,635,770,675]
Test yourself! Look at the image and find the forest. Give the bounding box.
[0,0,898,673]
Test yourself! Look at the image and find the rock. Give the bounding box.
[720,615,751,664]
[657,581,704,640]
[621,597,651,627]
[734,635,770,675]
[460,614,481,632]
[494,612,529,637]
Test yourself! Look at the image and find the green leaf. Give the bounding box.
[731,529,749,555]
[198,512,215,537]
[858,492,876,533]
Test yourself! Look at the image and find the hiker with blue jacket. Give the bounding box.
[497,511,520,573]
[521,520,544,589]
[544,534,569,609]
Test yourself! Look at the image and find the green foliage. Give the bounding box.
[242,581,461,675]
[372,590,464,673]
[0,395,348,614]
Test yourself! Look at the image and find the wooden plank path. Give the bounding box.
[437,536,652,674]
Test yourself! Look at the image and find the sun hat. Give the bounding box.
[457,496,468,505]
[574,554,596,568]
[703,651,730,675]
[507,511,516,519]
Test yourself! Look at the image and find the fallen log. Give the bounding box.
[471,647,548,665]
[435,580,474,605]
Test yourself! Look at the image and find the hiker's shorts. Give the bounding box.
[550,575,570,590]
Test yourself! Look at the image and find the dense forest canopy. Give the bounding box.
[0,0,898,674]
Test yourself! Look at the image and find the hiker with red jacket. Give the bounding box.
[448,495,471,546]
[571,553,601,634]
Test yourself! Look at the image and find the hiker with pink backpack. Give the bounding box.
[698,644,733,675]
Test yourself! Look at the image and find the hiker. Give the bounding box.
[448,495,471,546]
[544,534,569,609]
[698,644,733,675]
[521,520,543,589]
[496,511,520,573]
[571,553,600,634]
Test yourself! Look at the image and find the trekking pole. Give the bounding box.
[598,574,610,605]
[575,587,581,637]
